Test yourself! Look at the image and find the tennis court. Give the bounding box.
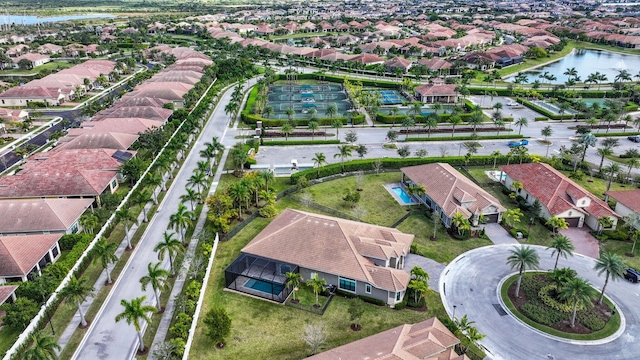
[379,90,407,105]
[265,82,352,119]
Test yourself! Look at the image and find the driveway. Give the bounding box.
[483,223,519,245]
[559,227,600,258]
[441,245,639,360]
[404,254,445,292]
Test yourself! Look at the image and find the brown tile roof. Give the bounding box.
[0,285,18,305]
[68,118,163,136]
[56,132,139,151]
[0,234,62,277]
[309,317,467,360]
[415,83,458,96]
[402,163,506,219]
[501,163,619,219]
[605,189,640,213]
[93,106,173,122]
[0,198,92,234]
[242,209,414,292]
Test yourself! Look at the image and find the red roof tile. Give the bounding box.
[0,234,62,277]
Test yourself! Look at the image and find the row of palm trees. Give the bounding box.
[508,243,625,328]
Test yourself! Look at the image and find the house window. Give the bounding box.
[339,277,356,292]
[70,222,79,234]
[51,246,59,258]
[569,211,572,216]
[111,179,117,189]
[365,284,371,294]
[396,292,401,301]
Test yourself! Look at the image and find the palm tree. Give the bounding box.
[306,273,327,307]
[281,123,293,141]
[491,150,501,169]
[506,245,540,297]
[308,121,319,140]
[209,137,224,166]
[547,235,575,270]
[284,107,295,122]
[169,203,194,245]
[594,252,625,305]
[326,103,338,120]
[115,296,157,353]
[462,326,485,354]
[603,163,621,193]
[451,212,470,237]
[154,232,184,276]
[22,331,60,360]
[402,116,415,140]
[424,115,438,138]
[334,145,352,173]
[59,276,94,328]
[228,182,250,217]
[181,188,201,213]
[514,117,528,135]
[258,170,275,192]
[116,208,135,250]
[79,213,99,235]
[92,237,118,284]
[467,111,483,135]
[541,125,553,157]
[187,170,207,195]
[448,115,462,137]
[560,278,596,328]
[263,105,274,119]
[626,158,639,182]
[285,272,303,301]
[331,120,343,139]
[132,189,153,223]
[140,262,170,312]
[546,216,568,235]
[312,152,327,177]
[144,172,163,203]
[597,147,613,171]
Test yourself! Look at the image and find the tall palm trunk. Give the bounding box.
[78,300,87,327]
[598,273,609,305]
[137,331,145,352]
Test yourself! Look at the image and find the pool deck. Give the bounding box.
[384,183,418,206]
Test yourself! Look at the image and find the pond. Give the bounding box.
[505,49,640,84]
[3,13,115,25]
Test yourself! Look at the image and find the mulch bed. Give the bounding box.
[507,275,612,335]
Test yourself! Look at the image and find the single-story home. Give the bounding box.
[414,78,459,104]
[309,317,469,360]
[605,189,640,227]
[502,163,620,230]
[0,198,93,236]
[0,285,18,307]
[225,209,414,306]
[0,233,62,284]
[401,163,506,227]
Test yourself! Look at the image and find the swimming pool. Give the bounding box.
[245,278,284,295]
[392,187,417,204]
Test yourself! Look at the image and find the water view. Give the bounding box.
[3,13,115,25]
[505,49,640,84]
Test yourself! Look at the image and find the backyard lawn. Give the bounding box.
[397,214,492,264]
[304,172,418,227]
[189,210,445,360]
[558,170,629,197]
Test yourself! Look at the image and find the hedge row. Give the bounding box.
[375,111,488,124]
[517,98,583,120]
[275,72,398,88]
[242,112,365,127]
[406,134,524,142]
[290,155,529,183]
[593,131,640,137]
[261,139,340,146]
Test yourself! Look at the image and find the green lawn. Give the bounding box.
[558,170,629,197]
[0,61,72,75]
[304,172,416,227]
[188,207,446,360]
[397,214,491,264]
[601,239,640,270]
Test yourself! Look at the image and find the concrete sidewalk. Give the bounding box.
[483,223,519,245]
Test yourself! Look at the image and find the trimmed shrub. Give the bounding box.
[577,311,606,331]
[358,295,386,306]
[600,229,628,241]
[336,289,358,298]
[534,117,549,121]
[261,139,340,146]
[520,300,567,326]
[406,134,523,142]
[59,233,92,251]
[594,131,640,138]
[539,285,578,313]
[509,228,528,238]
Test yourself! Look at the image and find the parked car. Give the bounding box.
[507,139,529,147]
[624,268,640,283]
[628,135,640,143]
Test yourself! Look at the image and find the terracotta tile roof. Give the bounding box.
[309,317,467,360]
[605,189,640,213]
[0,234,62,277]
[501,163,619,219]
[418,58,452,70]
[93,106,173,122]
[68,118,163,136]
[415,83,458,96]
[0,285,18,305]
[0,198,92,234]
[402,163,506,219]
[242,209,414,292]
[56,132,139,151]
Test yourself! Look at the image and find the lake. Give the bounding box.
[505,49,640,84]
[2,13,116,25]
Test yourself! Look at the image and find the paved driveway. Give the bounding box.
[483,223,519,245]
[441,245,640,360]
[404,254,445,292]
[559,227,600,258]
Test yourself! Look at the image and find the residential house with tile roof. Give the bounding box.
[0,198,93,236]
[501,163,620,230]
[414,79,459,104]
[605,189,640,226]
[0,285,18,307]
[226,209,414,306]
[0,234,62,284]
[401,163,506,227]
[309,317,469,360]
[55,132,139,151]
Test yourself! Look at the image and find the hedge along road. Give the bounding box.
[439,245,640,360]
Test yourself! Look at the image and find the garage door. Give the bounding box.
[564,217,581,227]
[485,213,499,223]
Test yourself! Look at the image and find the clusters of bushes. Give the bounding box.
[407,134,523,142]
[335,290,385,306]
[168,279,202,357]
[375,110,488,125]
[594,229,629,242]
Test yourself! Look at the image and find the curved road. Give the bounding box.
[440,245,640,360]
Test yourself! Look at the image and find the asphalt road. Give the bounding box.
[70,79,254,360]
[440,245,640,360]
